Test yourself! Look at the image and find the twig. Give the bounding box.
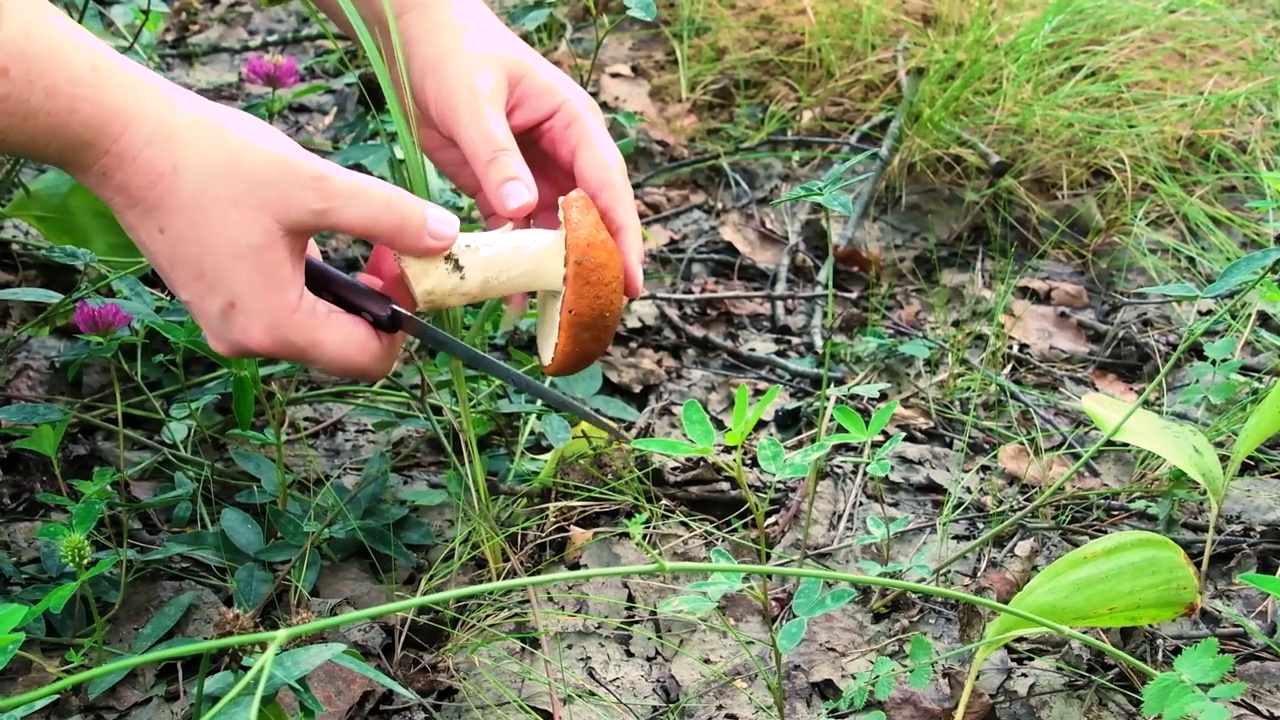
[156,29,337,58]
[657,304,844,381]
[950,127,1013,179]
[768,113,891,328]
[807,39,921,353]
[833,39,919,256]
[771,201,815,328]
[647,289,859,302]
[633,134,881,188]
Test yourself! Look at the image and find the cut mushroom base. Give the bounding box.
[394,188,626,377]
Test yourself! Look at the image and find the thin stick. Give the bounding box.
[657,304,845,381]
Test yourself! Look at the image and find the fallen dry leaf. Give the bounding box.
[718,209,787,267]
[600,347,670,392]
[1090,368,1143,402]
[1000,299,1092,360]
[890,404,934,430]
[998,443,1100,490]
[1016,278,1091,309]
[899,300,924,327]
[564,525,593,563]
[644,224,676,250]
[277,661,378,720]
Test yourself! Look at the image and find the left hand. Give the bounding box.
[389,0,645,302]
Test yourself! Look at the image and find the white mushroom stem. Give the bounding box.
[395,223,568,368]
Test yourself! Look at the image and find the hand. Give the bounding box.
[390,0,645,300]
[82,89,462,381]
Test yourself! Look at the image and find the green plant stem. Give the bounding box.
[0,561,1159,712]
[199,635,283,720]
[871,284,1258,612]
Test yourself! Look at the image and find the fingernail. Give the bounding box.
[499,180,532,212]
[426,205,460,244]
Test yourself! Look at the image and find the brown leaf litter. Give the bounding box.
[997,442,1102,491]
[999,298,1093,361]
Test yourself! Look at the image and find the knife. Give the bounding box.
[303,255,631,443]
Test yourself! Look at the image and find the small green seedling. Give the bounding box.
[1141,637,1248,720]
[952,530,1202,720]
[774,577,856,654]
[1080,378,1280,580]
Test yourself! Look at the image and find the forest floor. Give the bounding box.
[3,1,1280,719]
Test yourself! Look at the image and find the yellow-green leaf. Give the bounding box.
[1080,392,1225,506]
[984,530,1200,643]
[1227,379,1280,479]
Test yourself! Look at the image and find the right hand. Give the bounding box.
[81,90,461,381]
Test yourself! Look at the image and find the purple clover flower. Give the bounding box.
[72,300,132,337]
[242,53,301,90]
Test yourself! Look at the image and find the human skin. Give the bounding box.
[0,0,643,380]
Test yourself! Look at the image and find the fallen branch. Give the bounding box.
[657,303,845,381]
[808,38,922,353]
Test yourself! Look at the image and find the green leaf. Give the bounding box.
[45,582,79,615]
[231,562,274,611]
[231,370,257,433]
[795,587,856,618]
[252,642,349,696]
[681,399,717,447]
[0,403,67,425]
[1237,572,1280,598]
[1132,282,1201,299]
[790,576,824,616]
[0,288,64,304]
[741,384,781,439]
[70,500,102,535]
[657,594,719,616]
[329,651,418,699]
[230,449,281,495]
[132,591,198,653]
[756,436,784,474]
[866,400,899,437]
[0,695,57,719]
[2,169,144,271]
[1227,378,1280,479]
[1200,247,1280,298]
[982,531,1199,653]
[219,507,265,556]
[1173,637,1233,685]
[623,0,657,22]
[775,617,807,654]
[586,394,640,421]
[1080,392,1226,507]
[631,438,713,456]
[729,384,750,441]
[0,632,24,672]
[0,605,27,635]
[831,406,868,440]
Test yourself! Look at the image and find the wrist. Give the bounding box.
[0,0,141,174]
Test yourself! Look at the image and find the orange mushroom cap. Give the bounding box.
[540,189,626,376]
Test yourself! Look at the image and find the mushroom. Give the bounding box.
[393,188,626,377]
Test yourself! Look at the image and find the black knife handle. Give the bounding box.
[303,256,402,334]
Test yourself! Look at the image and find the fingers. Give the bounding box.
[204,242,410,382]
[291,160,461,257]
[553,88,645,298]
[439,69,539,219]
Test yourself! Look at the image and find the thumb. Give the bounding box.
[445,71,538,218]
[293,161,461,255]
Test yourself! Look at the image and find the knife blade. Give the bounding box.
[303,255,631,443]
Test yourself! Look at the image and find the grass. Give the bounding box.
[3,0,1280,718]
[652,0,1278,277]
